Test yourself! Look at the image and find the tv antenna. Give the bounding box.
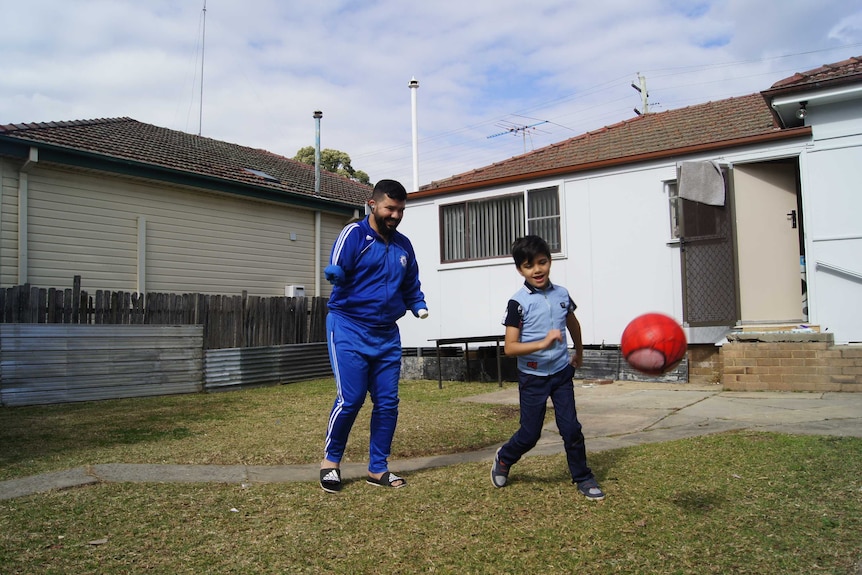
[487,120,549,153]
[632,73,659,116]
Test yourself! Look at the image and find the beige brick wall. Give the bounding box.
[687,344,723,385]
[720,332,862,392]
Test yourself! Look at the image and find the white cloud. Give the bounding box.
[829,10,862,43]
[1,0,860,188]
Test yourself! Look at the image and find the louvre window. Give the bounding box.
[440,186,560,263]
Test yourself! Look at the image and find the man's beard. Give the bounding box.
[373,211,398,238]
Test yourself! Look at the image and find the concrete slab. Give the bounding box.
[762,419,862,437]
[578,410,675,437]
[680,395,861,425]
[90,464,248,484]
[247,464,319,484]
[0,467,97,500]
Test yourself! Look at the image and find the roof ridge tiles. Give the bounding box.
[769,55,862,89]
[1,117,134,133]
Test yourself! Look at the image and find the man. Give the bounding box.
[319,179,428,493]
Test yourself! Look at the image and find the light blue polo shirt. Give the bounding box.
[502,281,576,376]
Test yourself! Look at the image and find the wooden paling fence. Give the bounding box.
[0,277,328,349]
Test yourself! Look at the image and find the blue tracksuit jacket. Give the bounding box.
[326,217,426,328]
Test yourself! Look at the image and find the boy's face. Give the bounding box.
[517,254,552,290]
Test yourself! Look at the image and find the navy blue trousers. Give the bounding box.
[498,363,594,484]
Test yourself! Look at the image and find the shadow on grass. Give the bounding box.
[669,489,726,513]
[0,395,241,468]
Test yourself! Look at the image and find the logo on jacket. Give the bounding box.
[400,255,407,267]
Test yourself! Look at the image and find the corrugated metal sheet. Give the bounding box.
[0,324,203,406]
[580,348,688,383]
[204,343,331,391]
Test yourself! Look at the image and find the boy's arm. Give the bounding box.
[504,325,562,357]
[566,312,584,368]
[502,298,562,357]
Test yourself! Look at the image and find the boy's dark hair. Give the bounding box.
[511,235,551,267]
[372,179,407,202]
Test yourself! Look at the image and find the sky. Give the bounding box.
[2,1,861,191]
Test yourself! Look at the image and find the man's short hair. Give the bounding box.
[372,179,407,202]
[511,235,551,267]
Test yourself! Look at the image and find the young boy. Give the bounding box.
[492,235,605,500]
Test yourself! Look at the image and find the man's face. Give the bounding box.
[370,195,406,238]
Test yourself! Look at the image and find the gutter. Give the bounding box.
[411,126,812,198]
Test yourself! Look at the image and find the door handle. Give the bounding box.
[787,210,797,229]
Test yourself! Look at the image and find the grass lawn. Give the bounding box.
[1,379,860,574]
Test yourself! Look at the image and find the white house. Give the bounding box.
[397,56,862,354]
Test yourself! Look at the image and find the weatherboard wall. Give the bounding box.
[0,160,349,297]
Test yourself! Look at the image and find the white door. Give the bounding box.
[732,161,803,323]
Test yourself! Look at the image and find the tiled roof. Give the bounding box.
[417,56,861,195]
[768,55,862,91]
[0,117,371,206]
[419,93,793,192]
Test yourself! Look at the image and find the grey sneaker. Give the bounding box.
[577,478,605,501]
[491,449,510,488]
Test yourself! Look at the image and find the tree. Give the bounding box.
[294,146,370,185]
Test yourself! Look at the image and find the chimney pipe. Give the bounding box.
[409,78,419,192]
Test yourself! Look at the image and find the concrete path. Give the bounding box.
[2,382,860,500]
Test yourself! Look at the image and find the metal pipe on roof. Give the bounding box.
[409,78,419,192]
[313,111,323,296]
[313,111,322,197]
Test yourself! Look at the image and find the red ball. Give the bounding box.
[621,313,687,375]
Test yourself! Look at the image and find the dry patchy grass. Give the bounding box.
[0,433,860,574]
[1,379,861,574]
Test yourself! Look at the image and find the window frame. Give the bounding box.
[439,185,563,264]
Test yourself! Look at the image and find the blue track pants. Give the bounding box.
[323,312,402,474]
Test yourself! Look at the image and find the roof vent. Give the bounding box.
[243,168,279,182]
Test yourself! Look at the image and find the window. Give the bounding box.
[667,181,680,239]
[668,180,722,240]
[440,186,560,263]
[527,186,560,251]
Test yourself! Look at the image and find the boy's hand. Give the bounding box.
[542,329,563,349]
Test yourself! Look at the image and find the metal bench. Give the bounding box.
[430,335,504,389]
